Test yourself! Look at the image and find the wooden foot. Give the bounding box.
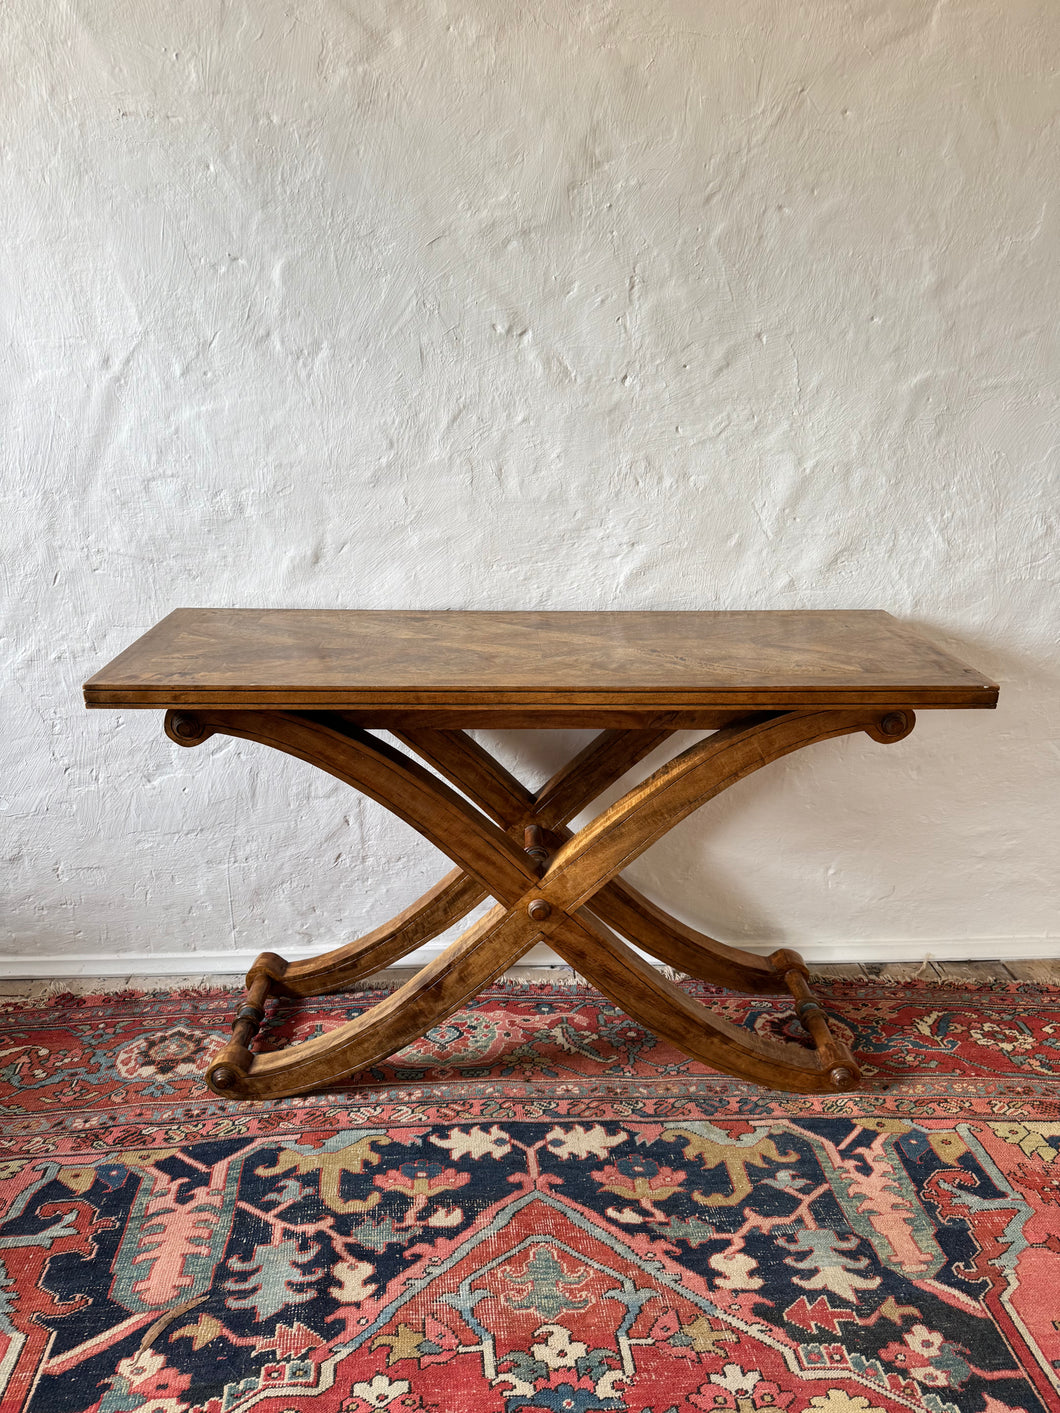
[207,903,529,1100]
[549,912,861,1093]
[165,706,915,1099]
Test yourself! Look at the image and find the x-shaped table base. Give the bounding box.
[163,706,916,1099]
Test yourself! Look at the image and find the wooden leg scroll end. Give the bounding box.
[206,1051,252,1099]
[865,709,915,745]
[164,711,214,747]
[826,1062,861,1092]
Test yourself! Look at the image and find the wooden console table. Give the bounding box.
[84,609,997,1100]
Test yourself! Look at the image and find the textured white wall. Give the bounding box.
[2,0,1057,974]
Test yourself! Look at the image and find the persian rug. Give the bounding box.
[0,977,1058,1413]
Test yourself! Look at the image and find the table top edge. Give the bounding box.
[83,608,999,710]
[84,683,1000,710]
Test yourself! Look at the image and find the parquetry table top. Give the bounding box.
[83,608,997,714]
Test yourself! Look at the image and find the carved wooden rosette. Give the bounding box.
[163,706,916,1101]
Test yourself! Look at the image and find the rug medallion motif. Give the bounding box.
[0,980,1057,1412]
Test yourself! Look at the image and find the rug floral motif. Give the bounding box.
[0,978,1057,1412]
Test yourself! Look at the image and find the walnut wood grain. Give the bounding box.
[277,870,486,997]
[209,903,526,1099]
[388,727,535,828]
[326,708,776,729]
[547,911,860,1093]
[183,705,911,1098]
[86,610,997,1101]
[530,728,676,830]
[587,881,786,993]
[395,726,675,833]
[397,725,788,992]
[182,709,537,900]
[85,609,998,713]
[540,709,913,914]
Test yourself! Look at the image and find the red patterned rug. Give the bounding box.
[0,977,1058,1413]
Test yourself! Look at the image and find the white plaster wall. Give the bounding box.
[2,0,1057,975]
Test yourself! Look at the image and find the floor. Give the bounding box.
[1,959,1058,1000]
[812,960,1060,982]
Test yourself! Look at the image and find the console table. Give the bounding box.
[84,609,997,1100]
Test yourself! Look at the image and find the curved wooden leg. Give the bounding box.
[169,709,537,898]
[392,720,872,995]
[275,869,487,998]
[206,901,543,1100]
[394,725,787,990]
[539,709,913,914]
[546,910,860,1094]
[521,728,678,830]
[388,727,535,827]
[168,710,534,1081]
[587,880,791,994]
[264,723,697,998]
[168,705,914,1099]
[394,725,678,832]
